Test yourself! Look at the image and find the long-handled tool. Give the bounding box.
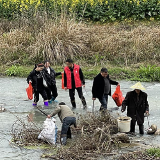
[147,116,150,128]
[36,106,48,116]
[92,100,95,113]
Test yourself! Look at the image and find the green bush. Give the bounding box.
[146,148,160,157]
[5,65,30,77]
[0,0,160,21]
[131,65,160,82]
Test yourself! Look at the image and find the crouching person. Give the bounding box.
[47,102,76,145]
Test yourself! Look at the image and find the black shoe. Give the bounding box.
[60,136,67,145]
[71,100,76,108]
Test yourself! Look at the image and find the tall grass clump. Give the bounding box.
[1,18,160,66]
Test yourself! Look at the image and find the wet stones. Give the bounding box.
[0,106,5,112]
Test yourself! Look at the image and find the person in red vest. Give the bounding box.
[64,59,87,109]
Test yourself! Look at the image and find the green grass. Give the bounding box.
[3,64,160,82]
[146,148,160,157]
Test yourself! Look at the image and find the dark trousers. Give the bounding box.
[69,87,86,108]
[34,90,48,102]
[45,85,58,100]
[61,117,76,138]
[98,94,108,110]
[130,116,144,134]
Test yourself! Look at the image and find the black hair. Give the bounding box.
[59,102,66,105]
[44,60,51,64]
[101,68,108,73]
[37,62,44,67]
[66,59,73,63]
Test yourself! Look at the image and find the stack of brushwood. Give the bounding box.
[11,111,131,159]
[50,111,129,160]
[11,116,42,146]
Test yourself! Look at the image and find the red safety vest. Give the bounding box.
[64,64,82,89]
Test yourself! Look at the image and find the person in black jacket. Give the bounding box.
[44,60,62,103]
[27,63,50,106]
[122,82,149,134]
[92,68,119,110]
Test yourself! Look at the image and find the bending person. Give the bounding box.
[47,102,76,145]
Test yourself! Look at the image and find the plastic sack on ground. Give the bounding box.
[38,118,57,144]
[26,82,33,100]
[112,85,124,107]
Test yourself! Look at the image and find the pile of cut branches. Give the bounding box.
[11,116,42,146]
[51,111,123,160]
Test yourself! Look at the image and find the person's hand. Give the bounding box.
[29,80,32,83]
[117,83,120,86]
[47,115,51,118]
[64,87,67,91]
[35,67,40,72]
[146,110,149,115]
[92,98,96,100]
[83,85,85,87]
[35,66,43,72]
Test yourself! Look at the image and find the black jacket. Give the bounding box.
[92,73,118,99]
[47,67,61,85]
[27,68,51,91]
[122,90,149,124]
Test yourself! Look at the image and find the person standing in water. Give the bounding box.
[27,63,50,106]
[122,82,149,135]
[92,68,119,111]
[44,60,62,103]
[64,59,87,109]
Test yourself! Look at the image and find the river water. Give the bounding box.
[0,77,160,159]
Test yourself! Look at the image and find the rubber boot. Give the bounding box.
[52,97,58,103]
[139,124,144,135]
[48,99,52,104]
[130,119,136,133]
[51,97,55,101]
[81,96,87,109]
[44,101,49,106]
[60,135,67,145]
[67,127,72,139]
[71,99,76,108]
[32,102,37,106]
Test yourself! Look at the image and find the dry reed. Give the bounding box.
[0,17,160,66]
